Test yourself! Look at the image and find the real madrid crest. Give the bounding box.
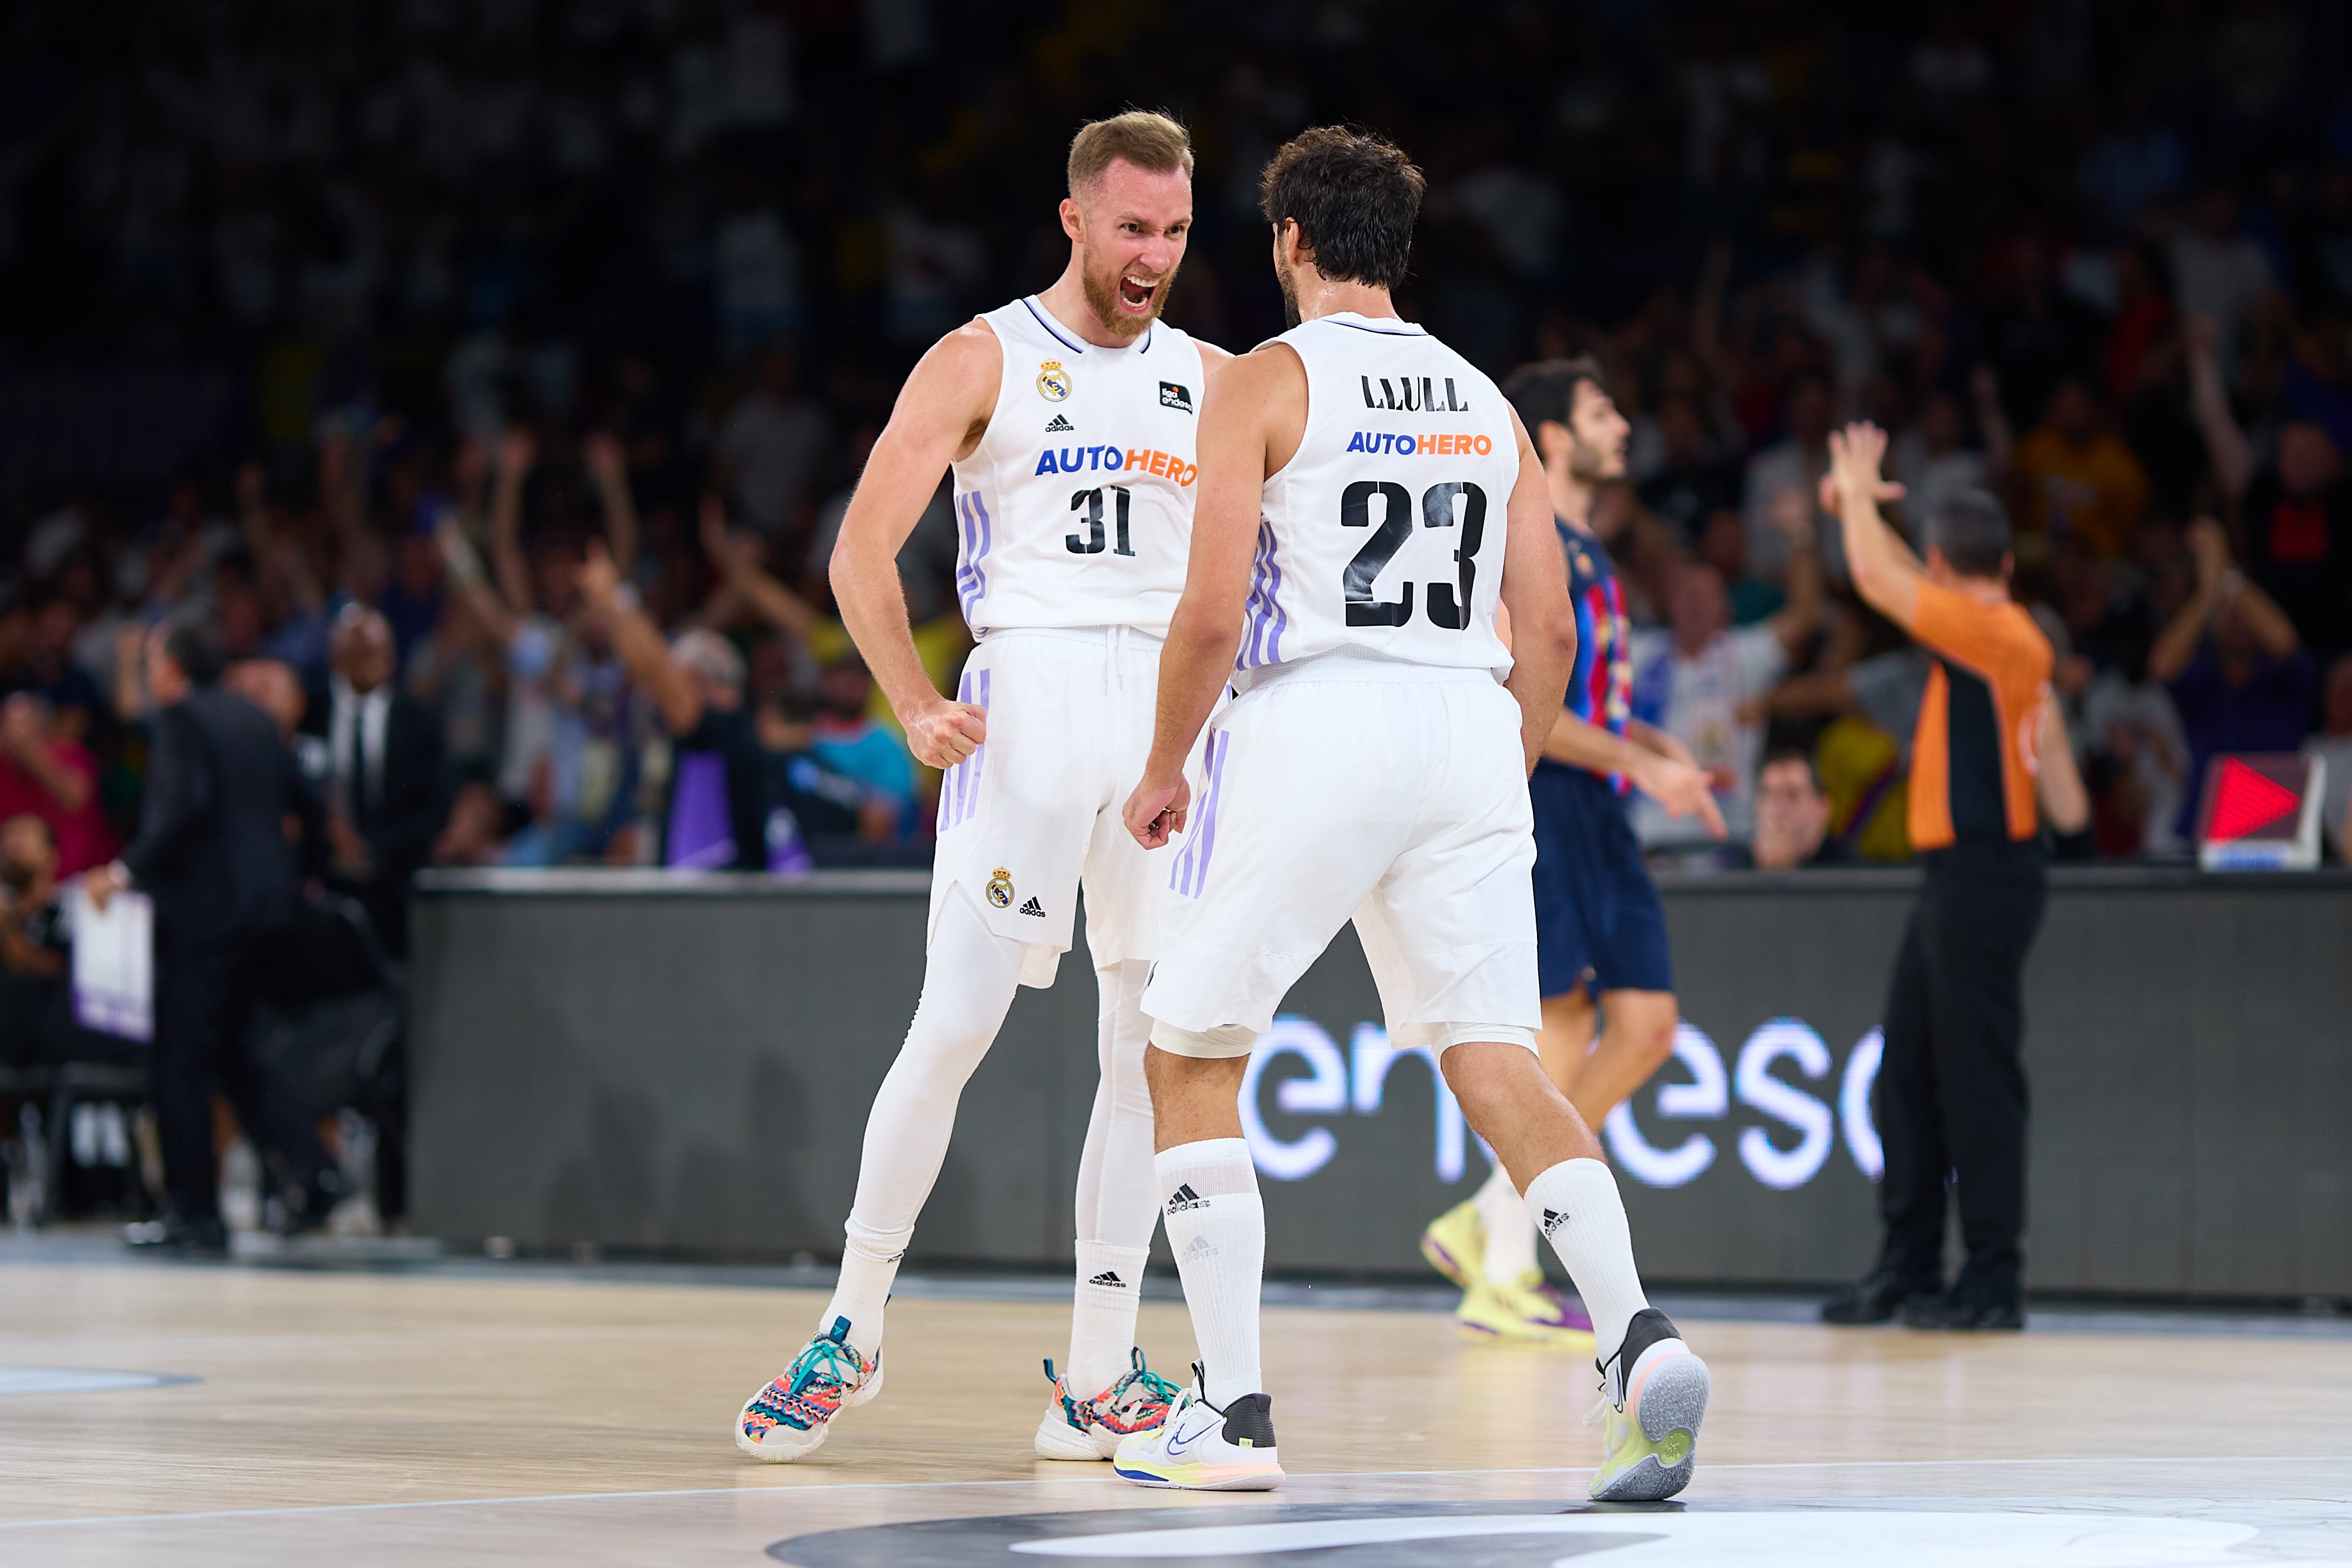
[985,867,1015,908]
[1035,360,1072,402]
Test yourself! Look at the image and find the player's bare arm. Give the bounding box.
[1496,408,1578,774]
[1541,709,1728,840]
[1825,421,1920,630]
[1122,343,1302,848]
[830,320,1001,768]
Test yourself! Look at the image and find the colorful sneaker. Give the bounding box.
[1419,1196,1485,1290]
[1033,1348,1185,1460]
[1112,1364,1283,1492]
[1585,1307,1708,1501]
[1456,1271,1598,1350]
[734,1316,884,1462]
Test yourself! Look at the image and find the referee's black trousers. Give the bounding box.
[1873,841,2047,1303]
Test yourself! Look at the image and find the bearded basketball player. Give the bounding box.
[734,111,1230,1465]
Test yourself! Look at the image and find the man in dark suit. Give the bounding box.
[302,604,446,958]
[86,618,345,1252]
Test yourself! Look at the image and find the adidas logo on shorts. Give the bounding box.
[1166,1183,1210,1214]
[1541,1208,1569,1238]
[1019,896,1045,917]
[1087,1270,1127,1288]
[1044,413,1074,432]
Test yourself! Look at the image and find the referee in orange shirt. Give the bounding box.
[1815,422,2087,1332]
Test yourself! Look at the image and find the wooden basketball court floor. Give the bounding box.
[2,1235,2348,1566]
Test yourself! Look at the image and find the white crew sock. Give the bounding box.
[1067,1241,1150,1394]
[1157,1138,1264,1409]
[1065,959,1160,1395]
[1525,1157,1651,1371]
[1475,1161,1538,1283]
[821,1218,911,1359]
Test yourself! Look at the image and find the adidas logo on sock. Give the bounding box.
[1044,413,1074,432]
[1183,1233,1218,1259]
[1087,1270,1127,1288]
[1541,1208,1570,1238]
[1019,896,1045,917]
[1166,1183,1209,1214]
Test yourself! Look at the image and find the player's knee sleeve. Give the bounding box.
[1148,1019,1261,1058]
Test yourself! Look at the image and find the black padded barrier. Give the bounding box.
[410,866,2352,1299]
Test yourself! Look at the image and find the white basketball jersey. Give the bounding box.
[1237,313,1517,685]
[949,297,1206,638]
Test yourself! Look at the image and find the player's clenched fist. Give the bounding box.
[1122,770,1190,850]
[904,699,988,768]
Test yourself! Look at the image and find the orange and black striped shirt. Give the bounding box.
[1906,581,2055,851]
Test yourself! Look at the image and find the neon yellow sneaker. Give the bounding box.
[1585,1307,1708,1501]
[1419,1196,1485,1290]
[1456,1271,1599,1350]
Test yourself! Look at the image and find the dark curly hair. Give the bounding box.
[1258,128,1426,289]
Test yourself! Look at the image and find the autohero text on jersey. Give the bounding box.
[1344,430,1495,456]
[1032,444,1197,485]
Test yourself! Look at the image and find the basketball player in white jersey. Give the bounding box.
[734,112,1230,1463]
[1108,129,1709,1501]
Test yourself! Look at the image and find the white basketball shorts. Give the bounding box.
[930,626,1189,987]
[1142,656,1543,1049]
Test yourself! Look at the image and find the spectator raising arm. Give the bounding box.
[576,541,703,738]
[2185,315,2253,502]
[1764,485,1825,657]
[489,427,539,619]
[699,494,818,640]
[583,430,640,581]
[1824,422,1924,630]
[2149,517,2301,681]
[436,514,520,648]
[1970,364,2013,479]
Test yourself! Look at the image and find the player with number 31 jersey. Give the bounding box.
[735,111,1227,1471]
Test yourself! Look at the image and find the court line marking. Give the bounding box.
[5,1455,2348,1532]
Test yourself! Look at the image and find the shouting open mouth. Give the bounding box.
[1115,271,1161,315]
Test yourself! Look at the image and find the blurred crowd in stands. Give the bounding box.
[1,0,2349,951]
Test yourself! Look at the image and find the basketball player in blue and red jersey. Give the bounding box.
[1421,357,1726,1345]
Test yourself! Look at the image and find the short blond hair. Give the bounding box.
[1067,110,1194,198]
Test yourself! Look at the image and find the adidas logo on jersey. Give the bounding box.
[1019,896,1045,917]
[1167,1183,1209,1214]
[1541,1208,1570,1238]
[1044,413,1074,432]
[1087,1270,1127,1289]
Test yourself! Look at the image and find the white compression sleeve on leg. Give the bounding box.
[1525,1157,1652,1370]
[821,890,1026,1357]
[1475,1161,1538,1283]
[1157,1138,1265,1409]
[1066,958,1158,1393]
